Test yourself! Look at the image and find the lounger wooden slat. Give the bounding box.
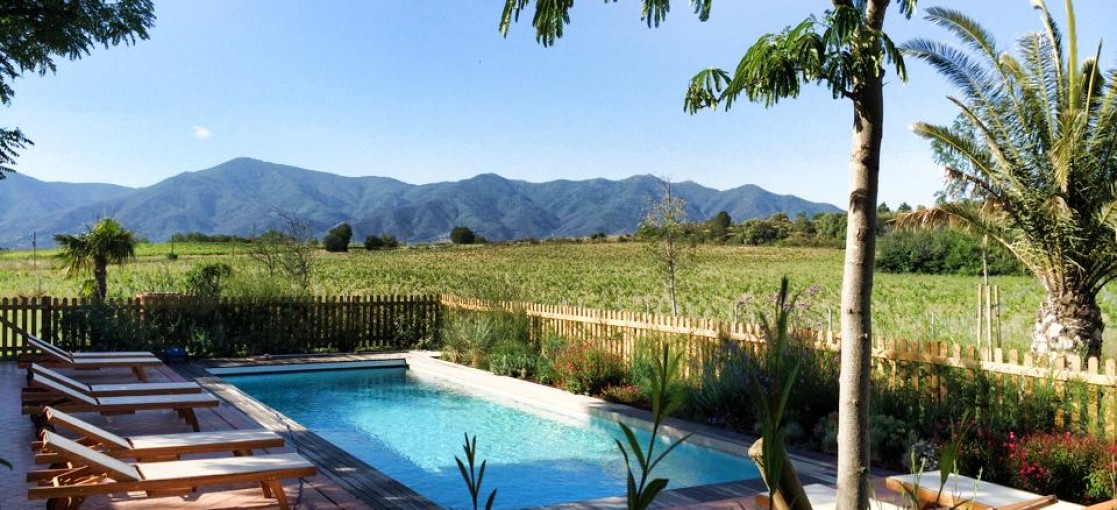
[28,431,316,510]
[28,335,156,359]
[27,363,201,397]
[23,335,161,381]
[38,407,284,461]
[23,374,219,432]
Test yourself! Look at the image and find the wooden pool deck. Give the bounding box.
[3,353,899,510]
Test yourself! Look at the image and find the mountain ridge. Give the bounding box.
[0,158,842,248]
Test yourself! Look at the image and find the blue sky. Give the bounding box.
[5,1,1114,209]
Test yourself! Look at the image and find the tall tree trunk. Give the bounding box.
[93,256,108,301]
[835,44,885,510]
[1031,282,1104,358]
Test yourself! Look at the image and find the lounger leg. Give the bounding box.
[132,366,148,382]
[265,480,289,510]
[181,408,201,432]
[47,495,84,510]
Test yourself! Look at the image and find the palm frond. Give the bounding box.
[923,7,998,60]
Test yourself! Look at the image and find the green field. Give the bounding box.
[2,241,1115,356]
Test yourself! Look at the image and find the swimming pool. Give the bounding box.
[223,365,758,509]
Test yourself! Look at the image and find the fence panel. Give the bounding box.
[441,296,1117,440]
[0,294,440,359]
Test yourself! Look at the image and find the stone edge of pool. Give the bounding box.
[191,352,839,509]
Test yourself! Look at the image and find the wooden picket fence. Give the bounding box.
[440,295,1117,440]
[0,294,440,358]
[3,293,1115,438]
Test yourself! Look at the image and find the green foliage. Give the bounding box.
[817,410,911,466]
[486,310,536,379]
[53,218,137,300]
[749,277,804,505]
[689,341,759,432]
[440,309,532,371]
[323,223,353,252]
[550,339,626,396]
[684,2,913,114]
[877,229,1025,276]
[614,344,691,510]
[499,0,713,48]
[0,0,155,174]
[184,262,232,299]
[903,2,1117,356]
[451,226,477,245]
[171,232,252,243]
[364,233,400,250]
[455,434,497,510]
[364,235,384,250]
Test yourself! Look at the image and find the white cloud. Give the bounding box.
[192,126,212,139]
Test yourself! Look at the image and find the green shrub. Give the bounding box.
[440,311,496,367]
[451,226,477,245]
[877,229,1024,275]
[784,344,840,439]
[323,223,353,252]
[439,308,532,370]
[488,339,537,379]
[533,331,565,385]
[688,340,760,432]
[184,262,232,298]
[364,235,385,250]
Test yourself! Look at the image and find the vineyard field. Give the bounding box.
[2,242,1114,355]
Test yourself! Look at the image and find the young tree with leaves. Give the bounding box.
[0,1,155,176]
[500,2,916,508]
[901,1,1117,358]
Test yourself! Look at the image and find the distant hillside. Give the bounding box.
[0,158,841,248]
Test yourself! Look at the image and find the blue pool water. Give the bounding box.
[224,367,757,509]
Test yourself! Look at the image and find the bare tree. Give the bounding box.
[639,179,693,316]
[248,211,317,292]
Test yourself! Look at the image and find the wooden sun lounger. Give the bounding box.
[23,374,219,432]
[22,363,201,399]
[32,407,284,462]
[23,336,163,382]
[886,472,1085,510]
[28,430,316,510]
[756,483,905,510]
[27,335,156,359]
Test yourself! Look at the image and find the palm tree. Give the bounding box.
[500,2,915,509]
[902,1,1117,358]
[54,218,137,300]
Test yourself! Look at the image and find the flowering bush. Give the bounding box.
[550,340,626,395]
[1007,432,1116,503]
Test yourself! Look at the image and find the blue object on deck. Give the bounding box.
[163,346,187,363]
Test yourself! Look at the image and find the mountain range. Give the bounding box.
[0,158,841,248]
